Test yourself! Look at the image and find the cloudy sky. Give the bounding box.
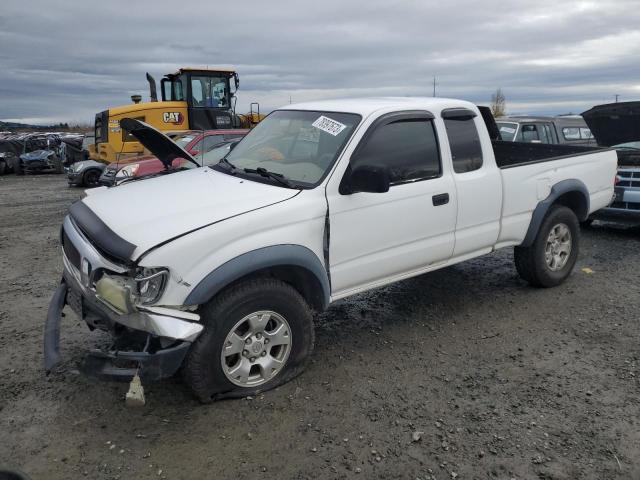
[1,0,639,125]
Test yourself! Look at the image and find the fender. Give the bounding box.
[521,179,590,247]
[184,245,330,310]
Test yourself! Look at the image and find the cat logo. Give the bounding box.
[163,112,184,124]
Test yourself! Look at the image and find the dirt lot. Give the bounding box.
[1,174,639,480]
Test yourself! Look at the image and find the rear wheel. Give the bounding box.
[514,205,579,287]
[183,278,315,402]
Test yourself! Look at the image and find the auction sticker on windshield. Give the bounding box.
[312,116,347,136]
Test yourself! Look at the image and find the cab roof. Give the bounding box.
[497,115,587,126]
[169,66,237,76]
[280,97,479,118]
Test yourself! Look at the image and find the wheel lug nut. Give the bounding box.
[250,357,256,363]
[261,351,266,356]
[243,350,249,357]
[256,332,262,340]
[264,338,269,344]
[245,338,251,344]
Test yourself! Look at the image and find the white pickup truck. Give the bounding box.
[45,97,617,401]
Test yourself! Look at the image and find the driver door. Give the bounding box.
[326,112,457,297]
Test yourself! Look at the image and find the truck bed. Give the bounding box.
[492,141,607,169]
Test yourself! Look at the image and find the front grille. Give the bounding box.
[617,169,640,188]
[62,228,81,270]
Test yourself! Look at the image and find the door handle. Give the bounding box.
[432,193,449,206]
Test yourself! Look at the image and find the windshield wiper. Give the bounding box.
[217,157,238,173]
[243,167,296,188]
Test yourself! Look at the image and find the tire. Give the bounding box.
[514,205,579,288]
[12,156,23,176]
[82,168,101,187]
[0,160,6,175]
[183,278,315,402]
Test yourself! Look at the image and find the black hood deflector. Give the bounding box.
[69,201,137,263]
[119,118,199,168]
[582,101,640,147]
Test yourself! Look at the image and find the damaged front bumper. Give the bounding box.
[45,270,202,381]
[44,217,203,381]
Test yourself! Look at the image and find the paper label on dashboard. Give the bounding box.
[312,116,347,136]
[500,126,516,134]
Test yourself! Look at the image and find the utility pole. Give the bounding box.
[432,77,437,97]
[289,94,292,104]
[614,94,620,103]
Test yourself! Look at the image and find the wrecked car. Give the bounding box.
[45,98,616,402]
[0,133,64,175]
[98,129,247,186]
[19,149,64,174]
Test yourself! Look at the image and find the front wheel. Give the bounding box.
[82,168,101,187]
[183,278,315,402]
[514,205,579,287]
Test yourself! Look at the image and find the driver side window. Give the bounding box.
[351,117,441,185]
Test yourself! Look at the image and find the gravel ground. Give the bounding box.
[1,174,639,480]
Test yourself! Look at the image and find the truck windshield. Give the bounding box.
[496,122,518,141]
[220,110,361,187]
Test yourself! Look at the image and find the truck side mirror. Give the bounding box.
[342,165,390,194]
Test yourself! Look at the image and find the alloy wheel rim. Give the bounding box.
[545,223,572,271]
[221,310,292,387]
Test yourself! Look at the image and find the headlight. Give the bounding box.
[119,163,140,177]
[134,268,169,305]
[95,274,135,314]
[95,268,169,312]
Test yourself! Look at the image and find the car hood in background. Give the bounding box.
[21,149,54,161]
[120,118,199,169]
[79,168,300,259]
[582,101,640,147]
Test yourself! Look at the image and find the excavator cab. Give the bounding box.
[160,68,239,130]
[88,66,259,164]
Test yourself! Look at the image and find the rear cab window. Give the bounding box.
[496,122,518,141]
[562,127,581,141]
[442,109,483,173]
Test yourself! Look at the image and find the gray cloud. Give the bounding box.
[1,0,639,124]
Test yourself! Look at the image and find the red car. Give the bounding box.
[99,129,247,185]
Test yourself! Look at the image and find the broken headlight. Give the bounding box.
[134,268,169,305]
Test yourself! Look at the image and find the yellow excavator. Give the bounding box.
[88,67,264,163]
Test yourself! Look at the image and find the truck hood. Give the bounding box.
[78,168,300,260]
[582,101,640,147]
